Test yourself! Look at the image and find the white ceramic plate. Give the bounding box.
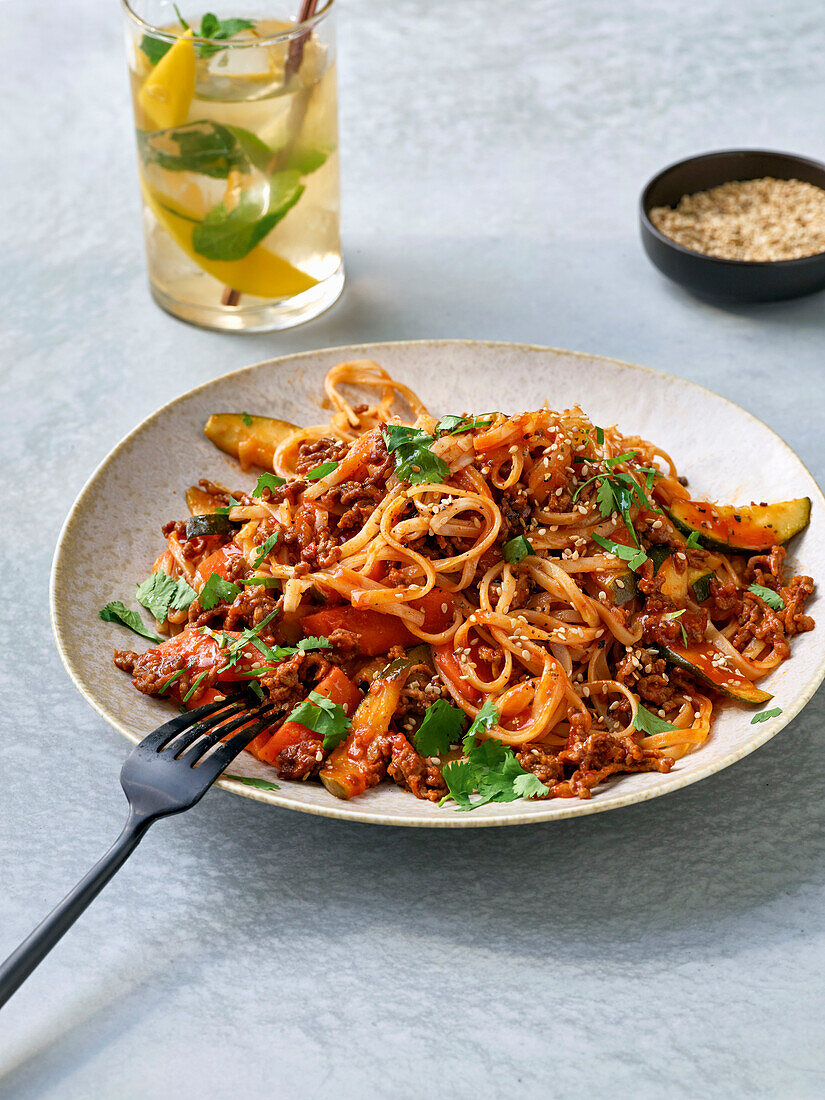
[50,341,825,827]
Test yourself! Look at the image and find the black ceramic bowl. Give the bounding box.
[640,149,825,303]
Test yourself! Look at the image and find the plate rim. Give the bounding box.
[50,338,825,828]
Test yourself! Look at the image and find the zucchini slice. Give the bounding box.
[654,554,714,604]
[610,571,637,607]
[657,642,772,703]
[204,413,299,471]
[185,514,231,539]
[668,497,811,552]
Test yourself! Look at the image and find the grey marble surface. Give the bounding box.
[2,0,825,1096]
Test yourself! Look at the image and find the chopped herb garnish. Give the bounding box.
[748,583,785,611]
[99,601,163,643]
[383,425,450,486]
[632,703,679,736]
[299,636,333,652]
[252,472,286,497]
[595,426,605,445]
[591,533,648,571]
[441,733,548,811]
[213,495,243,515]
[199,572,242,610]
[225,775,281,790]
[135,571,197,622]
[414,699,468,758]
[241,412,253,426]
[661,608,688,645]
[252,532,279,568]
[238,577,281,588]
[503,535,534,564]
[158,667,190,696]
[751,707,783,724]
[182,669,210,704]
[305,461,338,481]
[463,699,500,751]
[436,414,494,435]
[685,530,703,549]
[286,691,351,750]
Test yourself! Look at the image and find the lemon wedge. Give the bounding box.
[138,29,196,131]
[140,177,318,299]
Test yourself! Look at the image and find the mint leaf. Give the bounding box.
[748,583,785,611]
[195,13,256,58]
[305,461,337,481]
[632,703,678,735]
[503,535,533,563]
[138,121,247,178]
[414,699,468,757]
[135,571,197,622]
[140,35,172,65]
[100,601,163,643]
[286,691,351,750]
[252,472,286,497]
[199,572,242,610]
[383,425,450,486]
[192,173,304,261]
[252,532,279,568]
[751,707,783,724]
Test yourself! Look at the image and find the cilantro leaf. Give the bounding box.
[463,699,500,751]
[503,535,534,563]
[199,572,242,610]
[383,425,450,486]
[135,571,197,622]
[440,760,478,809]
[595,478,617,518]
[441,732,544,812]
[414,699,468,757]
[241,412,252,426]
[632,703,679,735]
[252,472,286,497]
[435,414,494,435]
[252,532,279,568]
[751,707,783,724]
[225,775,281,790]
[99,602,163,643]
[748,583,785,611]
[512,772,550,799]
[286,691,352,750]
[192,173,304,261]
[213,495,243,515]
[305,461,338,480]
[685,530,703,549]
[591,533,648,571]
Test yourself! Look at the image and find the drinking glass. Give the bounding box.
[122,2,342,331]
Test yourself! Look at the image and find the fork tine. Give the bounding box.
[163,701,252,757]
[136,697,244,754]
[196,714,283,781]
[176,704,279,767]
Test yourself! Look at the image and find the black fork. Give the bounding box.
[0,695,276,1009]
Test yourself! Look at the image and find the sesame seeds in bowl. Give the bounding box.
[640,149,825,303]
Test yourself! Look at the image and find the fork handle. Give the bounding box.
[0,810,152,1009]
